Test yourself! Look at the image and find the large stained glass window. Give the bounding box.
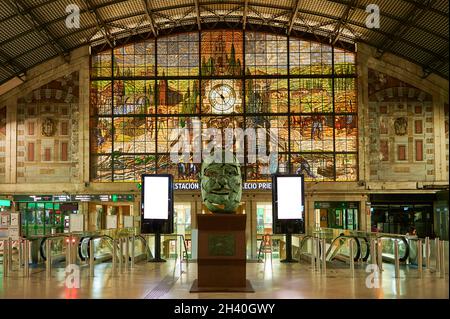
[90,30,357,182]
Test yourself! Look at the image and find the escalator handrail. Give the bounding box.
[136,234,152,258]
[375,235,410,262]
[78,236,92,261]
[85,235,115,260]
[326,235,361,262]
[39,235,70,261]
[356,236,370,261]
[299,235,314,255]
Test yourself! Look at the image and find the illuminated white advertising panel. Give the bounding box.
[276,176,304,219]
[143,176,169,219]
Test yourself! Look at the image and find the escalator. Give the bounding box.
[39,235,70,266]
[77,234,152,264]
[78,235,114,263]
[298,232,403,268]
[376,235,409,263]
[326,234,361,264]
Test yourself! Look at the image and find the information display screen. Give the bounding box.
[272,174,305,234]
[275,176,304,220]
[143,175,170,219]
[141,174,174,234]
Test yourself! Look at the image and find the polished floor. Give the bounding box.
[0,258,448,299]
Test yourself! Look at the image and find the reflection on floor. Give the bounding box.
[0,260,448,299]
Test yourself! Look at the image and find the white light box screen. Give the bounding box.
[276,176,304,219]
[143,176,169,219]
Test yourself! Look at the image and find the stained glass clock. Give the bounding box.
[208,84,236,113]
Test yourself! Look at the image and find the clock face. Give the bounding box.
[208,84,236,114]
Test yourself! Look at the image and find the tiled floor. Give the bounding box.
[0,260,448,299]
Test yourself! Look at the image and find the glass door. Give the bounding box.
[173,203,192,258]
[256,203,280,258]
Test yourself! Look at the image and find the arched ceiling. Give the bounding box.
[0,0,448,85]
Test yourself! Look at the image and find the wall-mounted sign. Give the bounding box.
[106,215,117,229]
[13,195,53,202]
[53,195,71,202]
[70,214,84,232]
[13,194,134,202]
[0,199,11,207]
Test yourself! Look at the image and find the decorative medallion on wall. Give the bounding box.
[41,118,56,137]
[394,117,407,136]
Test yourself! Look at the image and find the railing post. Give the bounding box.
[18,239,23,272]
[440,240,445,279]
[66,237,71,267]
[7,238,12,272]
[310,238,315,271]
[425,237,430,270]
[125,237,130,270]
[370,239,376,265]
[3,239,9,277]
[131,236,135,269]
[417,239,423,275]
[321,238,326,274]
[89,240,94,277]
[315,237,321,272]
[177,236,181,273]
[112,239,117,276]
[25,239,30,277]
[349,239,354,277]
[435,237,440,274]
[377,239,383,271]
[394,240,400,278]
[118,238,123,273]
[46,239,52,278]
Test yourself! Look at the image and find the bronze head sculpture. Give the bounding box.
[200,152,242,214]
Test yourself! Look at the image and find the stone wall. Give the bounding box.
[0,106,6,182]
[367,68,435,181]
[16,72,79,183]
[445,103,449,175]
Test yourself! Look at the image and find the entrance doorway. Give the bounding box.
[314,201,359,230]
[256,202,281,259]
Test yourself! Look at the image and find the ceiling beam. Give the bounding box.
[194,0,201,30]
[326,0,447,42]
[399,0,447,18]
[287,0,302,35]
[5,0,69,61]
[141,0,158,37]
[83,0,114,48]
[376,0,436,58]
[0,49,27,80]
[421,46,449,78]
[331,0,357,45]
[243,0,249,30]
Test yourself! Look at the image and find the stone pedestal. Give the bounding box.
[190,214,254,292]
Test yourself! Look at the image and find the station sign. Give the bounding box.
[173,182,272,191]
